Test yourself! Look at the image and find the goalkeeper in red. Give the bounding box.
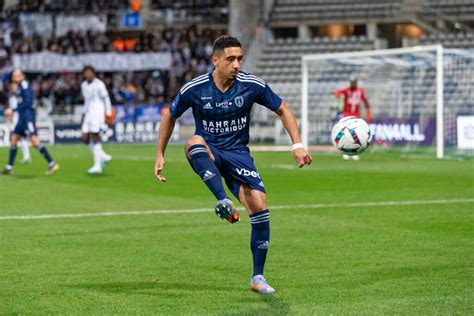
[334,76,372,160]
[154,35,312,295]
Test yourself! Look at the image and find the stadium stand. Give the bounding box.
[150,0,229,25]
[269,0,402,25]
[419,32,474,48]
[247,0,474,142]
[421,0,474,19]
[256,36,375,83]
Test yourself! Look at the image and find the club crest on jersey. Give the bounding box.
[234,95,244,108]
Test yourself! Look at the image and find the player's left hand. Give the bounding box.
[293,148,312,168]
[154,156,167,182]
[105,108,116,126]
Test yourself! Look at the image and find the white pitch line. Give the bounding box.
[0,198,473,221]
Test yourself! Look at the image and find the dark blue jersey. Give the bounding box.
[170,72,282,150]
[16,80,35,120]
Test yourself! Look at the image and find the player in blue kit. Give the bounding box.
[154,36,312,294]
[2,69,59,175]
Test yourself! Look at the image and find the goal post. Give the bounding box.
[301,45,474,159]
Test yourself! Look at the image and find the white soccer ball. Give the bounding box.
[331,116,371,156]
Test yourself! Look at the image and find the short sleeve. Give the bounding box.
[169,92,190,118]
[256,83,282,111]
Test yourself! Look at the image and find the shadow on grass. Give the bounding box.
[69,281,290,314]
[221,295,290,316]
[69,280,234,295]
[86,173,113,178]
[11,174,37,179]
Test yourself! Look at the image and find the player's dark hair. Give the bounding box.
[83,65,95,73]
[212,35,242,55]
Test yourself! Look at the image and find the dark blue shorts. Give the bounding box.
[188,145,266,200]
[13,118,37,137]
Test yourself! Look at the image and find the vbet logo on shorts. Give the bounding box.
[236,167,261,179]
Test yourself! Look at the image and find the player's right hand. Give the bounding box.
[293,148,312,168]
[155,156,167,182]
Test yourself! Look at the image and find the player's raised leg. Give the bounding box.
[239,185,274,295]
[30,135,59,175]
[185,135,239,223]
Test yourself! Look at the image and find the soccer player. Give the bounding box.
[154,35,312,295]
[334,76,372,160]
[80,65,113,174]
[2,69,59,175]
[5,81,31,164]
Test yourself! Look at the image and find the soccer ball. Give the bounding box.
[331,116,371,156]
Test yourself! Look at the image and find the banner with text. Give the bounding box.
[55,14,107,36]
[457,116,474,149]
[19,13,53,37]
[369,117,436,146]
[12,52,172,73]
[54,104,179,144]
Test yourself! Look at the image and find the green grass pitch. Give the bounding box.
[0,144,473,314]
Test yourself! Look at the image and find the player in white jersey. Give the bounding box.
[5,81,31,164]
[81,65,113,174]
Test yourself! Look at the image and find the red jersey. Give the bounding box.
[334,87,367,117]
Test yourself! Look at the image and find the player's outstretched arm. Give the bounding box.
[155,110,177,182]
[275,102,313,168]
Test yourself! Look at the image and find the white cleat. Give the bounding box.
[87,166,103,174]
[101,155,112,170]
[342,154,350,160]
[250,275,275,295]
[351,155,360,161]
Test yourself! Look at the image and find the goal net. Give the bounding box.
[301,45,474,158]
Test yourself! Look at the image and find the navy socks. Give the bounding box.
[38,146,54,164]
[8,146,17,167]
[250,209,270,276]
[7,145,54,168]
[188,144,227,201]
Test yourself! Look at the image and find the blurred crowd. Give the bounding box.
[0,0,226,114]
[10,29,174,54]
[5,0,130,14]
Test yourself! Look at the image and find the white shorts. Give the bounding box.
[82,112,106,134]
